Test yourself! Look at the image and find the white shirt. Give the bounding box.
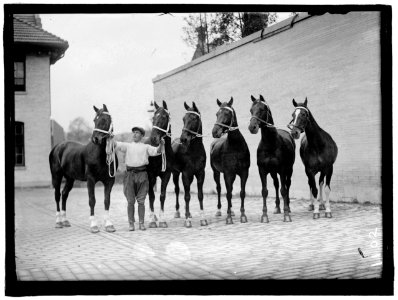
[116,141,160,167]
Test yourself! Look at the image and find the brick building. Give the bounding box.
[14,14,68,187]
[153,12,382,204]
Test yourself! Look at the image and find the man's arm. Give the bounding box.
[147,139,164,156]
[114,141,127,153]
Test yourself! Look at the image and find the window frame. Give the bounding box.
[15,121,25,167]
[14,57,26,92]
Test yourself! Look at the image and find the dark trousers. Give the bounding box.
[123,166,149,224]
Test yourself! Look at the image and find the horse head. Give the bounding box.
[179,101,202,150]
[212,97,238,138]
[150,100,171,146]
[92,104,113,145]
[288,97,310,139]
[248,94,274,134]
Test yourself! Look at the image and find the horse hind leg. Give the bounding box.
[305,169,319,219]
[259,167,269,223]
[239,170,249,223]
[213,169,222,217]
[148,176,158,228]
[173,171,181,218]
[280,173,292,222]
[52,172,63,228]
[159,172,171,228]
[196,171,208,226]
[318,172,326,210]
[271,173,281,214]
[60,177,74,227]
[324,167,333,218]
[224,173,236,225]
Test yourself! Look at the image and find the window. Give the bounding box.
[14,59,25,91]
[15,122,25,166]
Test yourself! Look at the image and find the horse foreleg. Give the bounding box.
[213,169,222,216]
[87,177,99,233]
[259,166,269,223]
[271,172,281,214]
[318,172,326,210]
[196,171,207,226]
[224,173,236,225]
[324,166,333,218]
[182,172,194,228]
[60,177,74,227]
[173,171,181,218]
[148,176,158,228]
[103,180,116,232]
[159,172,171,228]
[239,170,249,223]
[286,167,293,213]
[305,168,319,219]
[280,173,292,222]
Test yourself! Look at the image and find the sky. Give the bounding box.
[42,13,291,134]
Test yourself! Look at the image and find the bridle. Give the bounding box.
[287,106,310,132]
[92,111,116,178]
[215,106,239,132]
[250,100,275,128]
[182,111,203,138]
[152,108,172,138]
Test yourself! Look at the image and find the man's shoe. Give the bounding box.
[129,224,135,231]
[139,223,146,231]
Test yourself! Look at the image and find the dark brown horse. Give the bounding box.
[146,100,175,228]
[248,95,295,222]
[172,102,207,227]
[288,98,338,218]
[211,97,250,224]
[49,104,118,233]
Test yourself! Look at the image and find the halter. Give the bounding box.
[287,106,310,132]
[92,111,116,177]
[182,111,203,138]
[152,109,172,138]
[215,106,239,132]
[250,100,275,128]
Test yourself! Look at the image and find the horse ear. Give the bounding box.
[103,104,108,112]
[192,101,198,112]
[304,97,308,107]
[259,95,265,102]
[228,97,233,106]
[93,105,99,113]
[154,101,160,110]
[162,100,168,110]
[184,102,190,110]
[292,99,298,107]
[251,95,256,102]
[216,99,222,107]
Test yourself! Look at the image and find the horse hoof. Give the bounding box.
[325,212,333,218]
[273,207,281,214]
[226,217,233,225]
[174,211,181,218]
[215,211,222,217]
[231,211,235,217]
[319,204,326,210]
[185,220,192,228]
[200,219,208,226]
[105,225,116,232]
[55,222,63,228]
[62,220,71,227]
[313,213,320,219]
[308,204,314,211]
[261,215,269,223]
[288,207,292,213]
[90,226,99,233]
[139,223,146,231]
[159,222,168,228]
[240,215,248,223]
[149,222,157,228]
[284,215,292,222]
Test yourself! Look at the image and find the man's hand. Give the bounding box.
[158,138,165,153]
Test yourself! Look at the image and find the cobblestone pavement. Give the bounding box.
[15,185,382,281]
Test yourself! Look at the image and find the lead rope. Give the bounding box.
[106,136,117,178]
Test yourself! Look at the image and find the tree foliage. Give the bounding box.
[66,117,93,143]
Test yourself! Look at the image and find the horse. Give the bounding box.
[146,100,175,228]
[171,101,207,227]
[248,95,295,222]
[288,97,338,219]
[49,104,118,233]
[210,97,250,224]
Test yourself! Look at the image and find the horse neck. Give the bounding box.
[89,139,107,158]
[304,112,325,149]
[227,128,245,143]
[164,135,173,156]
[260,126,278,146]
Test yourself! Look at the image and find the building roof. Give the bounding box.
[13,14,69,64]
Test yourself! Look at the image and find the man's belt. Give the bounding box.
[126,165,147,172]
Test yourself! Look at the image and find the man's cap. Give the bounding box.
[132,126,145,136]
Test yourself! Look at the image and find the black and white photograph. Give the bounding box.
[4,2,393,296]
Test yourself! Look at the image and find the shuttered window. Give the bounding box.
[14,59,25,91]
[15,122,25,166]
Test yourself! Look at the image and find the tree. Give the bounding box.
[66,117,93,143]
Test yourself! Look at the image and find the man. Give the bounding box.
[115,126,164,231]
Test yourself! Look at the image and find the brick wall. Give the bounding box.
[15,55,52,187]
[153,12,381,204]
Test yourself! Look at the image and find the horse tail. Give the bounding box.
[49,145,63,188]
